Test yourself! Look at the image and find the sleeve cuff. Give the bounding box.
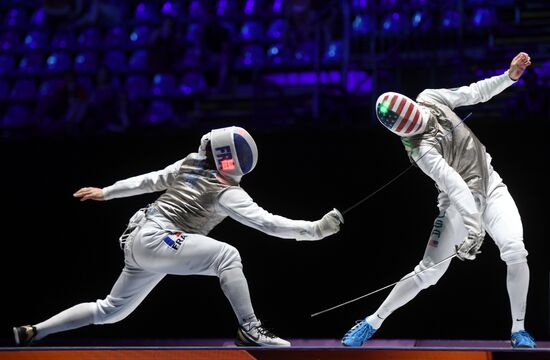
[505,69,518,83]
[101,186,113,200]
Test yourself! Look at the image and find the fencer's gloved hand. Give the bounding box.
[455,231,485,261]
[296,208,344,241]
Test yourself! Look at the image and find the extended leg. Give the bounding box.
[31,266,164,341]
[483,172,534,348]
[368,208,464,329]
[342,207,465,346]
[132,226,289,346]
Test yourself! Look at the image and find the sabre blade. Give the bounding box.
[341,113,472,216]
[310,253,457,317]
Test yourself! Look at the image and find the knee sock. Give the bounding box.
[507,262,529,333]
[367,272,424,329]
[34,302,97,340]
[219,267,257,326]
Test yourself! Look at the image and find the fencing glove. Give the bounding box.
[456,230,485,260]
[296,208,343,241]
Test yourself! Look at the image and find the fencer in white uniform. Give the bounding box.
[342,52,536,348]
[13,126,343,347]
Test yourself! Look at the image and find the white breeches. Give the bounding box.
[95,211,242,324]
[413,170,528,289]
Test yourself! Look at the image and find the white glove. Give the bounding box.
[198,132,211,156]
[455,230,485,261]
[297,208,344,241]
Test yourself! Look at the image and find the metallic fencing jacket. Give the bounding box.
[401,71,516,233]
[102,153,322,239]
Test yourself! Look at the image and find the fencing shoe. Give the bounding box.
[342,319,377,347]
[511,330,536,348]
[13,325,36,346]
[235,320,290,347]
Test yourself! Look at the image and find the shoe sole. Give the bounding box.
[235,335,252,347]
[342,340,363,347]
[13,327,20,346]
[235,330,290,347]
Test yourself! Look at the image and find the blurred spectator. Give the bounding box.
[148,16,182,73]
[199,15,234,93]
[43,0,122,30]
[80,65,129,135]
[36,71,88,135]
[284,0,316,51]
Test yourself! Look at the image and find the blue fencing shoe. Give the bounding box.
[511,330,536,348]
[342,319,377,347]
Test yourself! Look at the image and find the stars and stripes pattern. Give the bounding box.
[376,92,427,136]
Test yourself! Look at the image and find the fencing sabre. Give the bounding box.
[311,253,457,317]
[341,112,472,216]
[311,112,472,317]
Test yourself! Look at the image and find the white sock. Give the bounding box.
[34,302,97,340]
[507,262,529,333]
[219,267,257,326]
[367,272,423,329]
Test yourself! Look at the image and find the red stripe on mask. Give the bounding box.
[404,110,420,134]
[395,102,415,133]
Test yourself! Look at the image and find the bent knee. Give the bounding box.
[498,237,528,265]
[413,260,447,289]
[501,247,528,265]
[214,244,242,276]
[94,296,131,325]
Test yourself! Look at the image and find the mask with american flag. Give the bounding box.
[376,92,430,137]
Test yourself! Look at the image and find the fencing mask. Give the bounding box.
[376,92,430,137]
[198,126,258,182]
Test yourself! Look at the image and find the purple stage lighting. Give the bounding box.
[145,100,174,124]
[0,54,16,74]
[18,52,44,74]
[271,0,283,14]
[441,9,460,30]
[352,14,375,35]
[130,26,151,46]
[152,73,178,96]
[472,8,497,27]
[411,10,432,31]
[244,0,255,15]
[30,7,45,27]
[0,31,20,51]
[267,19,286,40]
[77,28,101,49]
[52,31,75,50]
[179,72,206,95]
[74,51,99,73]
[24,30,48,50]
[240,21,264,40]
[381,12,408,33]
[4,8,28,28]
[352,0,368,10]
[103,50,127,72]
[46,52,71,73]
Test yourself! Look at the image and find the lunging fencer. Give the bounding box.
[341,52,536,348]
[13,126,343,347]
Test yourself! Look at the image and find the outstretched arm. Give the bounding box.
[74,158,184,202]
[418,52,531,109]
[217,187,342,241]
[74,187,104,201]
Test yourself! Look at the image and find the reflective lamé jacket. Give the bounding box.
[102,153,321,239]
[401,71,516,233]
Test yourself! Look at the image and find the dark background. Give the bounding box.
[1,120,548,345]
[0,0,549,347]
